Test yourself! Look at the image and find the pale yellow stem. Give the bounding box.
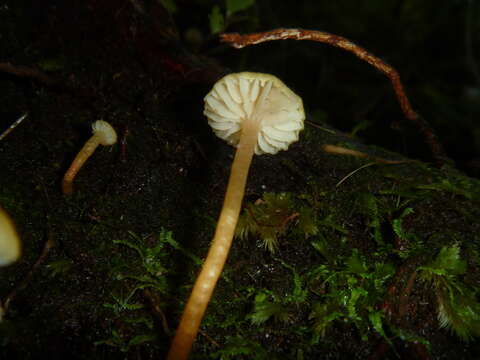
[167,121,259,360]
[61,134,101,195]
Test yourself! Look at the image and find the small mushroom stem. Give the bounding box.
[61,134,103,195]
[167,120,259,360]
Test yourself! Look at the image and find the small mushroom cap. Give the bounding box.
[0,207,21,266]
[204,72,305,155]
[92,120,117,146]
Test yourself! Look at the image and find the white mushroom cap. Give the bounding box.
[92,120,117,146]
[204,72,305,155]
[0,207,21,266]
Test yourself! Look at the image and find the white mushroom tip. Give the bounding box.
[204,72,305,155]
[0,207,21,266]
[92,120,117,146]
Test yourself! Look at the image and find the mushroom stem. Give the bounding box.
[61,120,117,195]
[167,120,258,360]
[62,134,103,195]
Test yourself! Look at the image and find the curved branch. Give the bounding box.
[221,28,451,166]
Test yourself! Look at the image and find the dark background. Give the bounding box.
[1,1,480,359]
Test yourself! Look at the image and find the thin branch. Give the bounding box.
[142,288,171,335]
[0,62,98,99]
[335,162,377,188]
[0,62,58,86]
[0,112,28,141]
[198,328,220,348]
[305,120,336,134]
[322,144,414,164]
[0,229,54,320]
[221,28,451,166]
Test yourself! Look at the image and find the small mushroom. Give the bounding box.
[62,120,117,195]
[168,72,304,359]
[0,206,21,266]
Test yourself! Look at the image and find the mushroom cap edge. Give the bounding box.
[0,206,21,266]
[92,120,118,146]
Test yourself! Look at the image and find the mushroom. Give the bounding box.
[167,72,305,359]
[0,206,21,266]
[62,120,117,195]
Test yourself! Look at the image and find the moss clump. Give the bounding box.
[236,192,318,253]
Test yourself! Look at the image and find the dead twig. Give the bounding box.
[142,288,171,335]
[0,229,54,321]
[323,144,412,165]
[198,328,220,348]
[305,120,336,134]
[0,112,28,141]
[0,62,98,99]
[221,28,451,166]
[0,62,58,86]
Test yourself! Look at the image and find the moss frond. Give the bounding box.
[236,192,317,253]
[419,244,480,340]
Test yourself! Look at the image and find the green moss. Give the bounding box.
[307,248,395,342]
[96,229,196,353]
[236,192,318,253]
[418,244,480,340]
[1,2,480,357]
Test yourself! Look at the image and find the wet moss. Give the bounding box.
[1,1,480,359]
